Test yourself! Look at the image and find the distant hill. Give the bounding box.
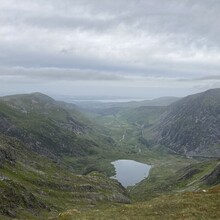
[119,106,165,126]
[149,89,220,157]
[74,96,180,112]
[137,97,180,107]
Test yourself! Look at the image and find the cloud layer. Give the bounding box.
[0,0,220,97]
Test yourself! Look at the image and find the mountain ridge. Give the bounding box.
[148,88,220,157]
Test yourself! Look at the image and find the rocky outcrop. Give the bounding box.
[0,179,48,218]
[178,166,201,181]
[201,163,220,185]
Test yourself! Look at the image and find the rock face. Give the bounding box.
[152,89,220,157]
[201,163,220,185]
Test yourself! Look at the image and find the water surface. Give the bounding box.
[111,159,151,187]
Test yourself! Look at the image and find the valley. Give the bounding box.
[2,1,220,219]
[0,90,220,219]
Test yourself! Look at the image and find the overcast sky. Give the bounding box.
[0,0,220,99]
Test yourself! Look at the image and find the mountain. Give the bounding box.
[148,89,220,157]
[0,93,130,219]
[0,93,115,158]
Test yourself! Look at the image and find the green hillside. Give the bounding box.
[55,185,220,219]
[0,93,131,219]
[0,91,220,219]
[0,135,129,219]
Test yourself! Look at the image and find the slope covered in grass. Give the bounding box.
[56,186,220,220]
[0,134,129,219]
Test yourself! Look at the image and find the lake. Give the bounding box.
[111,159,151,187]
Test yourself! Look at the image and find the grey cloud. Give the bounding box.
[0,45,219,81]
[0,67,129,82]
[2,0,220,43]
[0,40,190,78]
[178,75,220,82]
[195,75,220,81]
[0,0,220,97]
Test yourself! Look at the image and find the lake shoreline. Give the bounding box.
[111,159,151,188]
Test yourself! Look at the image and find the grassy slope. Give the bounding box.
[56,185,220,219]
[0,94,131,219]
[0,94,120,176]
[0,135,130,220]
[1,93,220,219]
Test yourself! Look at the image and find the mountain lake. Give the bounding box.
[111,160,151,187]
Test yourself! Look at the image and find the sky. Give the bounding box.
[0,0,220,99]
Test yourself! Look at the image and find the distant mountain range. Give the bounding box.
[74,96,180,111]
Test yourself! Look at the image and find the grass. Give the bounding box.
[0,134,130,219]
[55,185,220,220]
